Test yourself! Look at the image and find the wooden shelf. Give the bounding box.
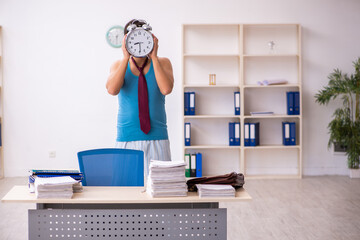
[243,84,300,88]
[182,24,302,179]
[185,145,241,150]
[243,54,299,58]
[184,54,239,57]
[244,144,300,150]
[184,115,240,119]
[184,84,240,88]
[244,114,301,119]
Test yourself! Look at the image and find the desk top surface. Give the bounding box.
[1,185,251,204]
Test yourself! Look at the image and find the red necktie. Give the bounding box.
[131,57,151,134]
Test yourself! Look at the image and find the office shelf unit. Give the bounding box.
[0,26,3,179]
[182,24,302,179]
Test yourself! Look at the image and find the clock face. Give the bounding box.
[106,26,124,48]
[125,28,154,58]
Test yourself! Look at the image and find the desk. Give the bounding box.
[2,186,251,240]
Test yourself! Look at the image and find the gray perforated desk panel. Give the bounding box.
[2,186,251,240]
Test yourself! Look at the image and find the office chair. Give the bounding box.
[77,148,144,186]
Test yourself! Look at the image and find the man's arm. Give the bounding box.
[106,36,130,96]
[149,35,174,96]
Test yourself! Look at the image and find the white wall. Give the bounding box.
[0,0,359,177]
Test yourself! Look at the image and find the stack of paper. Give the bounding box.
[146,160,187,197]
[250,111,274,115]
[35,176,79,199]
[257,79,288,86]
[196,184,235,198]
[28,169,83,193]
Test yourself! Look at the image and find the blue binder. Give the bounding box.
[184,92,190,115]
[229,122,235,146]
[234,122,240,146]
[282,122,296,145]
[290,122,296,145]
[287,92,294,115]
[184,122,191,146]
[196,153,202,177]
[282,122,291,145]
[229,122,240,146]
[190,154,197,177]
[250,122,260,146]
[234,91,240,115]
[244,123,250,146]
[294,91,300,115]
[287,91,300,115]
[189,92,195,115]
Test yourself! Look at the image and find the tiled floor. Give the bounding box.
[1,176,360,240]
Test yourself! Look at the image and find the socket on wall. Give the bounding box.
[49,151,56,158]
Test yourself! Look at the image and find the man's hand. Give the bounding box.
[148,34,158,59]
[122,35,130,59]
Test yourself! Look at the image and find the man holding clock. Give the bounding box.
[106,19,174,176]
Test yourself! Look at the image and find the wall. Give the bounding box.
[0,0,359,177]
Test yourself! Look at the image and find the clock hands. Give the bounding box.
[134,42,144,54]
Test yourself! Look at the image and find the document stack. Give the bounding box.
[146,160,187,197]
[196,184,235,198]
[34,176,79,199]
[28,169,83,193]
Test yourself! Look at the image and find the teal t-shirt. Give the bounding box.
[116,60,168,142]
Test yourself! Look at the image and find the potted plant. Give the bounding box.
[315,57,360,177]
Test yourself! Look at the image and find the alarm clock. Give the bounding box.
[125,20,154,58]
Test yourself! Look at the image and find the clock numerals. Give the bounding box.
[126,29,153,57]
